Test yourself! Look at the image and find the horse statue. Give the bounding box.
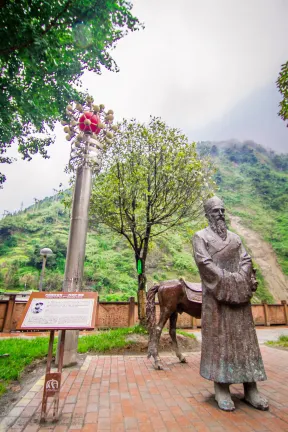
[146,278,202,369]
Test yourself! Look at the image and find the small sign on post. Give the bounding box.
[42,371,61,421]
[17,292,97,423]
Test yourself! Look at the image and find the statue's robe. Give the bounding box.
[192,227,267,384]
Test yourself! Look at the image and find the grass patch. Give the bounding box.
[78,325,147,353]
[176,330,196,339]
[0,336,52,397]
[265,335,288,349]
[162,328,196,339]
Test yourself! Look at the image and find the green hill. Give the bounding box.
[0,141,287,303]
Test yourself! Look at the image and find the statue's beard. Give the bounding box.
[208,217,227,240]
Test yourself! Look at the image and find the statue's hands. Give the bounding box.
[239,253,252,277]
[239,255,257,293]
[251,267,258,292]
[240,252,252,263]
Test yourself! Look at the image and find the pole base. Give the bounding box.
[55,330,79,367]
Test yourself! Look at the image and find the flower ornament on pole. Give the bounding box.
[61,96,116,173]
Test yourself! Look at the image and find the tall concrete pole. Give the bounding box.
[63,163,92,292]
[57,160,93,366]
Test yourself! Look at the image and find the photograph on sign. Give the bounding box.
[18,292,97,330]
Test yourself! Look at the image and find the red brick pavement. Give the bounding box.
[1,346,288,432]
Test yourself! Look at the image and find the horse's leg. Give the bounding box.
[150,309,170,370]
[169,312,186,363]
[147,326,156,361]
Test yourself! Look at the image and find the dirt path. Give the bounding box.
[230,215,288,302]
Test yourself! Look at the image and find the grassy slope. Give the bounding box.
[217,155,288,277]
[214,144,287,302]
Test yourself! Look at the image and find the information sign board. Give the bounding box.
[17,292,97,330]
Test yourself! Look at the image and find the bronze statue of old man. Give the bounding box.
[192,196,268,411]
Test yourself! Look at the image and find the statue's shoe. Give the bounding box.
[244,394,269,411]
[216,397,235,411]
[214,383,235,411]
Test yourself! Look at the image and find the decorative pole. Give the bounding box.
[57,97,116,366]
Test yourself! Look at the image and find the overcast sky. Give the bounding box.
[1,0,288,215]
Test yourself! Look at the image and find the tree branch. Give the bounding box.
[149,202,202,239]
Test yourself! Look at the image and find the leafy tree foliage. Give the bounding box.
[90,117,214,322]
[277,60,288,126]
[0,0,141,185]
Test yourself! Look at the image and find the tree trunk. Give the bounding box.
[137,272,147,326]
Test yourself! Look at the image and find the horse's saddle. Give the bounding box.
[180,278,202,304]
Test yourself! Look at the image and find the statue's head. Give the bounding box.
[204,196,227,240]
[204,196,225,219]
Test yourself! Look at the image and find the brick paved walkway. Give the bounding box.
[0,346,288,432]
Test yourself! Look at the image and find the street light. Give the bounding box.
[57,97,116,365]
[39,248,53,292]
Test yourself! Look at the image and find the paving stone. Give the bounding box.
[0,417,18,431]
[0,346,287,431]
[22,425,39,432]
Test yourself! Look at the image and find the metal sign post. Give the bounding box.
[40,330,66,422]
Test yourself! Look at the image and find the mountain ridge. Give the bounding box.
[191,83,288,153]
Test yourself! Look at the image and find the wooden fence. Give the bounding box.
[0,294,287,333]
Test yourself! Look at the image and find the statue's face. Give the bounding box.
[206,204,227,240]
[208,206,225,223]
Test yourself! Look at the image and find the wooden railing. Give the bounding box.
[0,294,287,333]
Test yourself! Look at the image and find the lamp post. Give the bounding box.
[39,248,53,292]
[57,97,116,365]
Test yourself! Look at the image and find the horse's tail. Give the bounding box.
[146,284,159,330]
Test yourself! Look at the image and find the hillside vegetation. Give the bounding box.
[200,141,288,276]
[0,141,287,303]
